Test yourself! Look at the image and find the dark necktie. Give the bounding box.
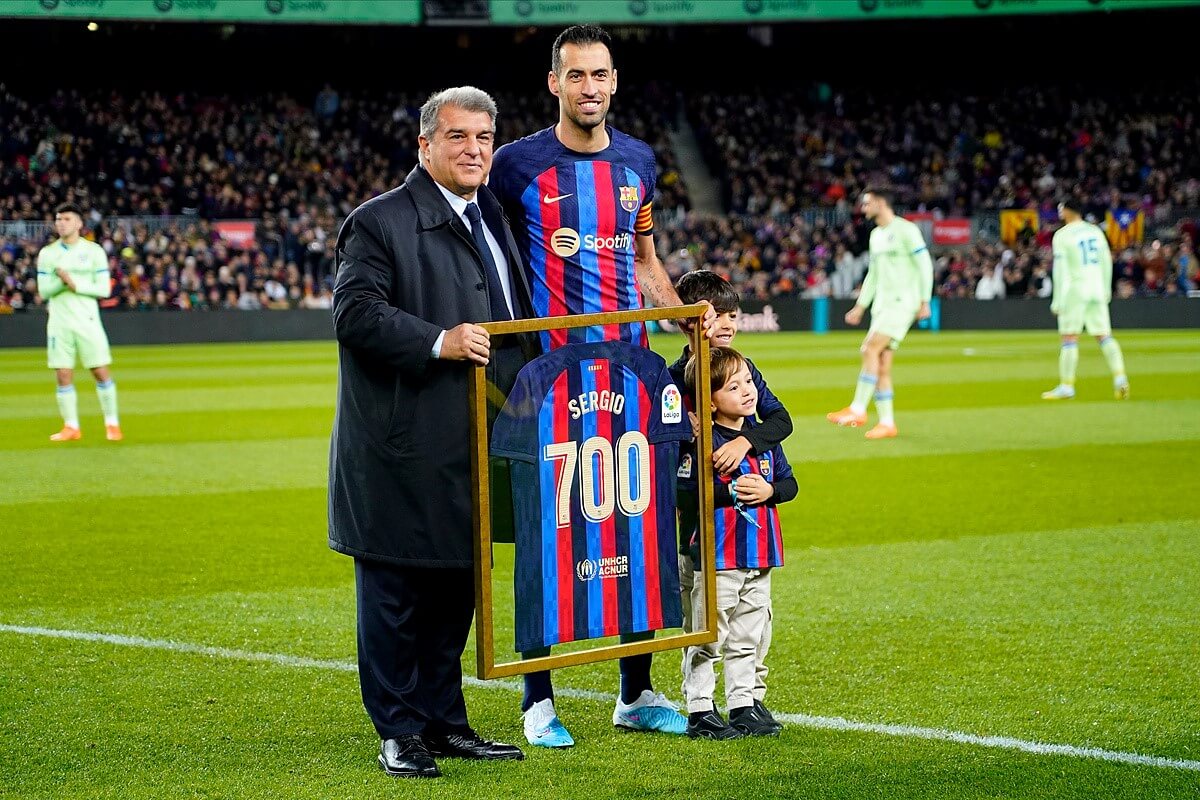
[464,202,512,321]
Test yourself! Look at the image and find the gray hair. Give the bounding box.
[419,86,498,140]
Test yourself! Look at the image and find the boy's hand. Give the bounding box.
[713,436,752,474]
[733,473,773,505]
[688,411,700,439]
[677,299,716,338]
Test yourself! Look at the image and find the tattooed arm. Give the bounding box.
[634,232,714,335]
[633,232,682,308]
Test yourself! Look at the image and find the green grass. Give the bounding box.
[1,330,1198,799]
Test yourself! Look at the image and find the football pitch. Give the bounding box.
[1,329,1197,799]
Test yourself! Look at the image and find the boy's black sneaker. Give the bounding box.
[686,708,743,740]
[729,703,782,737]
[753,700,785,734]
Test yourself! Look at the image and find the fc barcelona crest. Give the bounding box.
[759,456,772,478]
[619,185,640,213]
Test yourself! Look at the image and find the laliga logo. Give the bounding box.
[661,383,682,424]
[575,558,598,582]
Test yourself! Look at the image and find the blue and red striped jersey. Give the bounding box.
[490,126,657,353]
[491,341,689,653]
[678,423,790,571]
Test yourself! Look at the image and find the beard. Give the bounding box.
[564,103,607,131]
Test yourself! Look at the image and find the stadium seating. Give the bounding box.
[686,84,1200,217]
[2,82,1195,311]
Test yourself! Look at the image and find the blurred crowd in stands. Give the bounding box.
[0,83,689,312]
[688,83,1200,219]
[1,81,1196,313]
[657,212,1197,303]
[1,216,338,313]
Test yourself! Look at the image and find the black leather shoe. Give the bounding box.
[730,703,782,737]
[379,735,441,778]
[686,708,743,740]
[424,731,524,761]
[753,700,785,734]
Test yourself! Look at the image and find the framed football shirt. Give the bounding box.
[491,340,691,652]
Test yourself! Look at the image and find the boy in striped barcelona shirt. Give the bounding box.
[678,347,798,739]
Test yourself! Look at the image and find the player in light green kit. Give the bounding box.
[1041,197,1129,400]
[827,188,932,439]
[36,203,123,442]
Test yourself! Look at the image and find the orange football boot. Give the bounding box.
[105,425,124,441]
[826,407,867,427]
[50,426,82,442]
[864,423,898,440]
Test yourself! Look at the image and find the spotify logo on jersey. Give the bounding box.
[551,228,581,258]
[549,227,633,258]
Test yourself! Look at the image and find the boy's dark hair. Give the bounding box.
[675,269,739,314]
[1060,196,1084,215]
[862,187,894,207]
[552,25,613,75]
[684,346,748,396]
[55,202,83,218]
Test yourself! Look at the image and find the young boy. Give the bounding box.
[679,346,798,739]
[671,270,792,734]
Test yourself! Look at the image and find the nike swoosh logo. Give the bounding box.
[542,193,573,204]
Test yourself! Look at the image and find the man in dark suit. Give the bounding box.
[329,86,534,779]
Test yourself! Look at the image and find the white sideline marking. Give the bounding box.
[1,623,358,672]
[4,623,1198,773]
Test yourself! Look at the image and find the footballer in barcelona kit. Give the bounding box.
[488,26,700,745]
[489,125,657,353]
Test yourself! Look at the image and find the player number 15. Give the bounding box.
[1078,238,1100,265]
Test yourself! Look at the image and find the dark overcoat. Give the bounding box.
[328,165,534,567]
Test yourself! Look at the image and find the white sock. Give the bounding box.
[850,373,877,414]
[874,390,894,426]
[96,380,119,426]
[1059,342,1078,387]
[56,385,79,429]
[1099,337,1127,384]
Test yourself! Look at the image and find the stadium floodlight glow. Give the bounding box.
[86,21,98,31]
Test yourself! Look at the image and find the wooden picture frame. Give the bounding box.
[469,304,717,680]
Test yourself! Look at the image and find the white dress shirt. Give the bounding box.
[431,181,516,358]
